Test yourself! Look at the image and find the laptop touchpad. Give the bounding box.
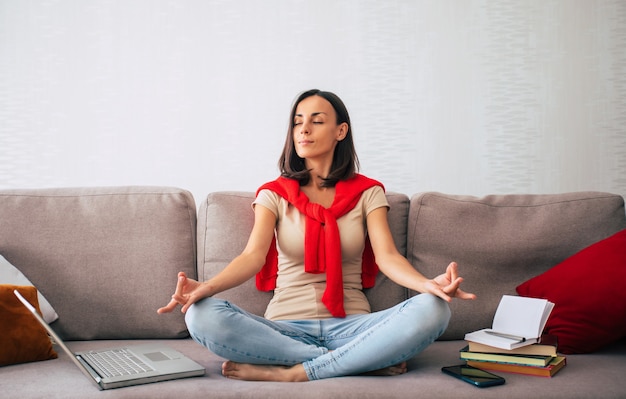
[144,352,171,362]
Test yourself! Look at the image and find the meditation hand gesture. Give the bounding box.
[157,272,209,314]
[427,262,476,302]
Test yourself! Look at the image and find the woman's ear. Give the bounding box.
[336,122,349,141]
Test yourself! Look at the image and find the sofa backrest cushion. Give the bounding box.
[0,187,197,340]
[408,191,626,340]
[197,191,409,316]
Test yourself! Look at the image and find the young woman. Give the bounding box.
[158,89,476,382]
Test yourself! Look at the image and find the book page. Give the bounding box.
[492,295,551,339]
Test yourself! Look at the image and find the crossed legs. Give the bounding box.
[185,294,450,381]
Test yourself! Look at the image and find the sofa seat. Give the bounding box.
[3,338,625,399]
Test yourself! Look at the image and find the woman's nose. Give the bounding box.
[299,121,311,134]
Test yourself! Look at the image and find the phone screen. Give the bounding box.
[441,365,505,387]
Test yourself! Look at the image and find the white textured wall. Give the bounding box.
[1,0,625,203]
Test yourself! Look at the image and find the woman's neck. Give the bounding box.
[304,159,332,187]
[307,174,328,189]
[301,180,335,208]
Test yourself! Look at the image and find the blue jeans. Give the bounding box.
[185,293,450,380]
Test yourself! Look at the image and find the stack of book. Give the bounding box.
[462,295,566,377]
[460,336,567,377]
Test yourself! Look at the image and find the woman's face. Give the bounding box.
[292,95,348,162]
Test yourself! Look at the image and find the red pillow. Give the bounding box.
[516,229,626,354]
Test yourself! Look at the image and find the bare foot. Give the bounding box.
[222,361,308,382]
[362,361,408,376]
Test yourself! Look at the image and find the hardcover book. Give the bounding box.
[467,356,567,378]
[467,335,558,357]
[460,346,553,366]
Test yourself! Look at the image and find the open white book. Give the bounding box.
[464,295,555,350]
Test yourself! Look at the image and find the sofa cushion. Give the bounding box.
[197,191,409,315]
[0,187,197,340]
[517,229,626,354]
[0,285,58,366]
[1,254,58,323]
[407,192,626,340]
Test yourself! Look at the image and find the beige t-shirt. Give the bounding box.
[253,186,389,321]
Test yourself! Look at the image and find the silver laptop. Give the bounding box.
[14,289,205,390]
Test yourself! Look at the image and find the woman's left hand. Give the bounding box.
[427,262,476,302]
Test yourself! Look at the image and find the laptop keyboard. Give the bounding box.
[82,349,154,378]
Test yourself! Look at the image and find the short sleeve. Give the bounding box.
[252,189,280,218]
[362,185,389,216]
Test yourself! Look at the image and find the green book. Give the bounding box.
[460,346,554,367]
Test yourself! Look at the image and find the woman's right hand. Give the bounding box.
[157,271,209,314]
[157,204,276,316]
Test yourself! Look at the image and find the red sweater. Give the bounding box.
[255,174,385,318]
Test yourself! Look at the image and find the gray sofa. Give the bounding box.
[1,186,625,399]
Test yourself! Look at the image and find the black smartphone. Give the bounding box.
[441,364,505,388]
